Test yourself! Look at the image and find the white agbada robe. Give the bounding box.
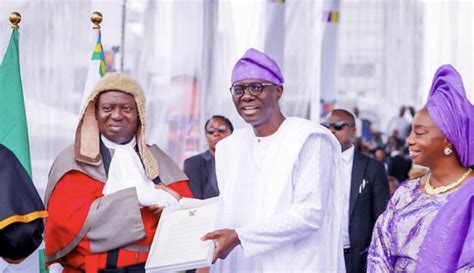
[211,117,345,273]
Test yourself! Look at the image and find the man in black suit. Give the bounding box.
[323,109,390,273]
[183,115,233,199]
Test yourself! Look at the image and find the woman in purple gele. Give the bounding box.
[367,64,474,272]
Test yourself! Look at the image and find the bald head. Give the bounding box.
[330,109,356,127]
[324,109,356,152]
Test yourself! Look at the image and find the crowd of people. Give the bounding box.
[1,48,473,273]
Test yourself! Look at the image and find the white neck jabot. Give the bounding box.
[101,135,178,207]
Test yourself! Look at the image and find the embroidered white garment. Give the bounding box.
[101,135,178,207]
[212,117,346,273]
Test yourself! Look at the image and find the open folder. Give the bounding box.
[145,197,220,272]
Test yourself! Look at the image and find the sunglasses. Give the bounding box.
[321,121,353,131]
[229,82,277,98]
[206,125,229,135]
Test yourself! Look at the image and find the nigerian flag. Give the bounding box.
[79,28,106,110]
[0,28,31,177]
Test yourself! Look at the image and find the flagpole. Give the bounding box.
[120,0,127,71]
[79,11,106,112]
[91,11,103,29]
[9,11,21,29]
[2,11,33,175]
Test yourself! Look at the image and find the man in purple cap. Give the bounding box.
[202,48,345,272]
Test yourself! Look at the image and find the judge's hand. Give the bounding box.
[155,183,181,201]
[201,229,240,263]
[147,205,164,216]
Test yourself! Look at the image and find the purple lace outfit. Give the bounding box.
[368,178,474,272]
[368,65,474,272]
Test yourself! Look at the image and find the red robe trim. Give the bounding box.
[45,170,192,273]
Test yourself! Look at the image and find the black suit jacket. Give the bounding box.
[346,151,390,273]
[183,150,219,199]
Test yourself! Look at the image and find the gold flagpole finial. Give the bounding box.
[9,12,21,29]
[91,11,103,29]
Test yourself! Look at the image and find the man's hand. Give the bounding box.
[201,229,241,263]
[147,205,164,216]
[155,183,181,201]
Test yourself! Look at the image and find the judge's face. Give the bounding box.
[406,108,450,167]
[231,79,282,129]
[96,90,138,144]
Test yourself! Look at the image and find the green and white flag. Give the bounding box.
[0,28,31,177]
[80,28,106,111]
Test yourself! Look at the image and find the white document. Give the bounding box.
[145,197,220,273]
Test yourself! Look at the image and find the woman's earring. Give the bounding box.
[443,147,453,156]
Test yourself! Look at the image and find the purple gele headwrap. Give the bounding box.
[425,64,474,168]
[231,48,284,85]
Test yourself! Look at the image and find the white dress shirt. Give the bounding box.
[342,145,355,249]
